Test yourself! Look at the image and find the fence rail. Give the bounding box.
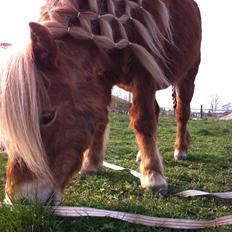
[111,96,232,119]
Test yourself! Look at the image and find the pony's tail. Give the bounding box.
[172,86,177,113]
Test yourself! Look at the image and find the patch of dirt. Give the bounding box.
[220,112,232,120]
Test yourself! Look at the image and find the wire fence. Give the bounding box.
[111,94,232,119]
[160,106,232,119]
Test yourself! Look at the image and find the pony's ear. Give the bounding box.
[29,22,57,69]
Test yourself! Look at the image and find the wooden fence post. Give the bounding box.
[129,93,132,103]
[200,105,203,119]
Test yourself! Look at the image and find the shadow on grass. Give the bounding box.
[78,170,141,188]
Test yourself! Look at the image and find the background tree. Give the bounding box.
[221,102,232,112]
[208,94,221,112]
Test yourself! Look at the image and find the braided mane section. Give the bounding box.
[40,0,173,87]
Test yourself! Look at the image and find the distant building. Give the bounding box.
[111,95,131,114]
[0,43,11,49]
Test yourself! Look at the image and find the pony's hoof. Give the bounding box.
[141,173,167,190]
[79,165,101,175]
[152,186,169,197]
[135,151,141,163]
[80,160,103,175]
[174,149,187,160]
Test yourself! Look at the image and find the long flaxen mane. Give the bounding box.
[0,0,172,179]
[0,45,52,180]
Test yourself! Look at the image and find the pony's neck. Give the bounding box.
[56,37,114,83]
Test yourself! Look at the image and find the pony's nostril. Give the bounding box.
[0,143,5,152]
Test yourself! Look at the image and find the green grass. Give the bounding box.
[1,114,232,231]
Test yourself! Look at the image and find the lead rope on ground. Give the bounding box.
[103,161,232,199]
[52,206,232,229]
[1,201,232,229]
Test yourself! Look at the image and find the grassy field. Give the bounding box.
[0,114,232,231]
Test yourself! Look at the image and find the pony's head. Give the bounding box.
[0,22,109,204]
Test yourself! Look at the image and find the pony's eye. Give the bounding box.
[39,110,57,126]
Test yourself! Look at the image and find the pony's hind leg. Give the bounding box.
[174,61,200,160]
[130,77,167,192]
[80,123,109,174]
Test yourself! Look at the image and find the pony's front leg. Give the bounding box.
[80,123,109,174]
[130,80,167,193]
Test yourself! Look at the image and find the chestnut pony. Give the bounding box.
[0,0,201,204]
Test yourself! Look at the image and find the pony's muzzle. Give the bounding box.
[5,180,62,206]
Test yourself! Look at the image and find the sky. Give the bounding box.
[0,0,231,109]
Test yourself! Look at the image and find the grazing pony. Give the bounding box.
[0,0,201,204]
